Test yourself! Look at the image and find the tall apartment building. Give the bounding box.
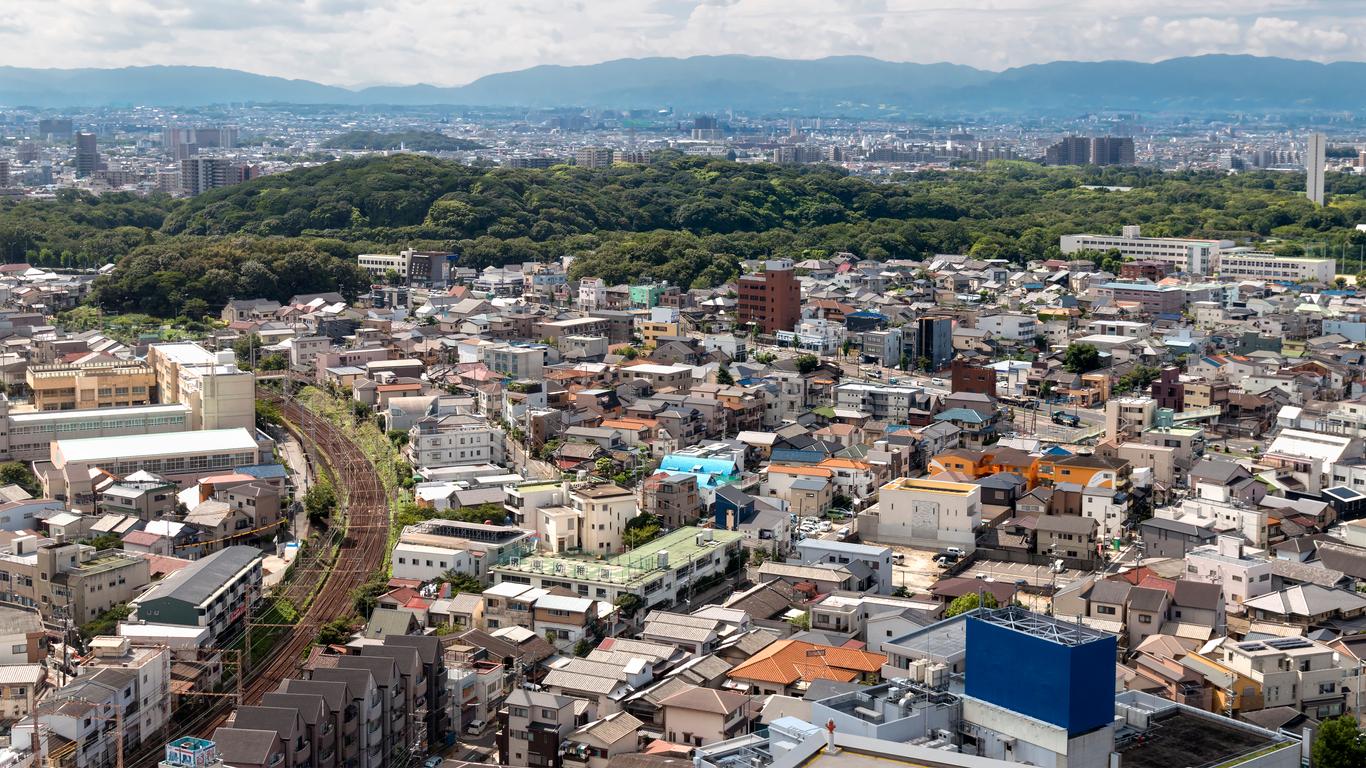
[1044,136,1090,165]
[130,546,263,642]
[1306,132,1325,206]
[0,159,9,187]
[737,260,801,335]
[575,147,614,169]
[24,360,156,411]
[74,132,99,178]
[691,116,723,141]
[179,157,258,196]
[1090,136,1136,166]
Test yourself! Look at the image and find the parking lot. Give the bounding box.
[956,558,1084,592]
[886,545,948,593]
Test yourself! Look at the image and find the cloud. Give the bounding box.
[1,1,1365,86]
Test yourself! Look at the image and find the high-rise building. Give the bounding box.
[0,159,8,188]
[914,316,954,372]
[15,142,39,164]
[1306,132,1326,206]
[691,115,723,141]
[37,118,73,140]
[574,147,614,168]
[737,259,801,335]
[179,157,258,196]
[1044,136,1090,165]
[1358,150,1366,169]
[74,132,99,178]
[1090,136,1135,166]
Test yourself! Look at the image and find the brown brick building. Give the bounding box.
[737,261,801,334]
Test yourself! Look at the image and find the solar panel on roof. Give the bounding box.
[1236,641,1265,651]
[1263,637,1312,650]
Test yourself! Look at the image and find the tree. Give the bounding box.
[614,593,644,619]
[383,268,402,286]
[439,570,485,594]
[317,617,358,646]
[623,514,663,549]
[1311,715,1366,768]
[945,591,998,617]
[594,456,615,477]
[789,610,811,630]
[1062,343,1102,374]
[255,399,283,430]
[304,482,337,526]
[715,366,734,386]
[80,603,132,640]
[831,494,853,511]
[1116,364,1162,393]
[573,639,594,657]
[0,461,41,497]
[619,345,639,360]
[256,353,287,371]
[795,354,820,374]
[892,586,912,598]
[754,351,776,365]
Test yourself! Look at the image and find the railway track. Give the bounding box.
[127,392,390,766]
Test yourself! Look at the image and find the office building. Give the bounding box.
[74,132,99,178]
[146,342,256,431]
[1090,136,1135,166]
[575,147,614,168]
[0,159,9,187]
[1215,252,1336,284]
[24,359,156,411]
[691,116,723,142]
[915,315,954,371]
[0,401,191,462]
[737,260,801,335]
[356,249,451,287]
[1306,132,1325,206]
[1061,226,1231,275]
[39,118,73,140]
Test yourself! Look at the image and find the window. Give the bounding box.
[1096,605,1117,615]
[1138,615,1152,624]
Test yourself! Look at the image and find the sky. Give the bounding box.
[3,1,1366,87]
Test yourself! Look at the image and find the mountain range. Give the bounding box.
[3,55,1365,113]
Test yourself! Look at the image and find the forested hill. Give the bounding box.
[3,154,1366,318]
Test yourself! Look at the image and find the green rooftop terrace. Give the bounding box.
[492,526,744,588]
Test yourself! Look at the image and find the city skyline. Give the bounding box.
[3,1,1366,87]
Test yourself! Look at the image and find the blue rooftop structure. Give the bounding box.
[235,463,288,480]
[935,408,987,424]
[659,454,741,490]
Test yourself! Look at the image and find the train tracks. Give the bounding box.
[127,392,390,766]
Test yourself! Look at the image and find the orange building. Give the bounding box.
[727,639,885,696]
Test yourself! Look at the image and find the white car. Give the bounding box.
[837,526,851,538]
[818,521,833,532]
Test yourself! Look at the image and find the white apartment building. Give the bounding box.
[1218,636,1346,720]
[145,342,255,431]
[1060,226,1231,274]
[1215,252,1336,284]
[391,519,535,583]
[975,313,1037,342]
[480,343,545,380]
[834,382,926,423]
[1185,536,1274,609]
[1084,320,1151,339]
[571,482,637,555]
[777,318,845,355]
[407,414,505,470]
[871,477,981,552]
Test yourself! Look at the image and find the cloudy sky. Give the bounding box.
[4,1,1366,86]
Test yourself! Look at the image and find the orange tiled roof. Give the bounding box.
[818,458,871,471]
[728,639,886,686]
[765,465,834,478]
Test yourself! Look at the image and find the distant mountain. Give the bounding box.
[4,55,1366,113]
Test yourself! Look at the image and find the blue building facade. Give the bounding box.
[964,607,1117,736]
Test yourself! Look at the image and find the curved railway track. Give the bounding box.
[127,392,390,766]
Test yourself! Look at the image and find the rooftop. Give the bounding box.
[493,526,743,589]
[56,427,258,463]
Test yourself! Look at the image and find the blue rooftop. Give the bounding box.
[935,408,987,424]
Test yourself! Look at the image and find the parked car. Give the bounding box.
[837,526,851,539]
[423,757,444,768]
[944,546,966,557]
[818,521,833,532]
[465,719,487,735]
